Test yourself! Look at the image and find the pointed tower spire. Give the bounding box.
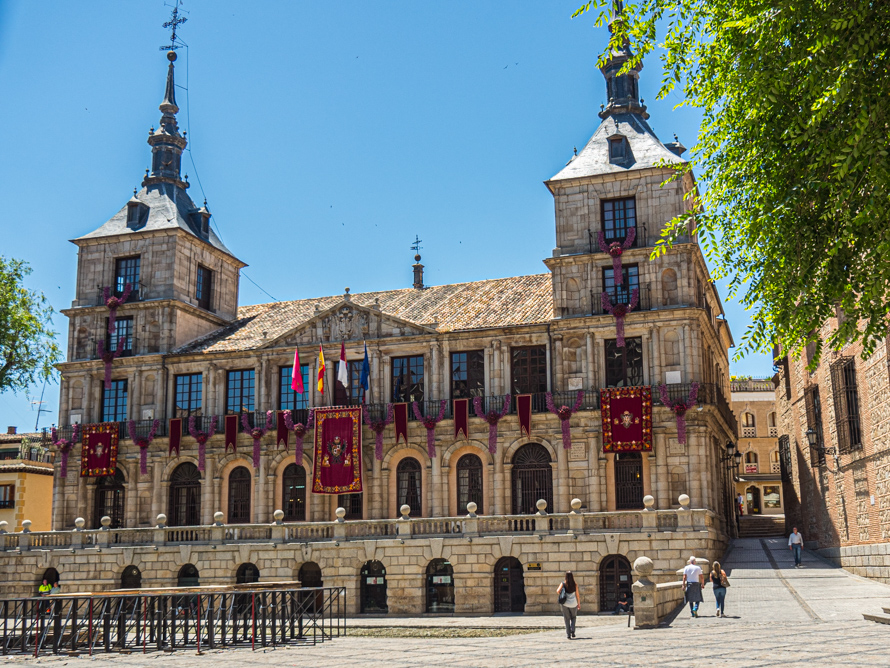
[143,50,188,190]
[162,54,178,111]
[599,0,648,120]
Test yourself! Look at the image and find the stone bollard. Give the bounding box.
[676,494,693,531]
[631,556,657,629]
[333,507,348,540]
[211,512,226,541]
[397,504,413,537]
[463,502,479,536]
[641,495,658,531]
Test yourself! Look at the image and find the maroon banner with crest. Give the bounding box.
[516,394,533,438]
[224,415,239,453]
[168,418,182,455]
[453,399,469,440]
[601,386,653,452]
[80,422,119,477]
[277,411,289,450]
[312,407,362,494]
[393,402,409,445]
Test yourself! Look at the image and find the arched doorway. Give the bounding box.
[511,444,552,514]
[746,486,762,514]
[94,468,125,529]
[426,559,455,613]
[236,563,260,584]
[360,561,387,613]
[396,457,422,517]
[493,557,524,613]
[177,563,199,588]
[121,565,142,589]
[282,463,306,521]
[615,452,643,510]
[40,568,60,587]
[599,555,632,612]
[168,463,201,526]
[298,562,323,612]
[457,454,483,514]
[228,466,252,524]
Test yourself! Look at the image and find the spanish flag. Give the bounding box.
[317,345,325,394]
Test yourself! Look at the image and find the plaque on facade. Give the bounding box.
[568,440,586,461]
[527,563,542,571]
[567,377,583,391]
[668,438,685,455]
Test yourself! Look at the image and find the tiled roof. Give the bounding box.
[174,274,553,355]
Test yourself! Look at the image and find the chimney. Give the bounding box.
[412,254,424,290]
[7,427,16,435]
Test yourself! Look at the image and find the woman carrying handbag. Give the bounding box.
[710,560,729,617]
[556,571,581,639]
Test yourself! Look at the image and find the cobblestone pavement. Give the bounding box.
[10,538,890,667]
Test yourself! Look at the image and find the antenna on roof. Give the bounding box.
[160,0,188,51]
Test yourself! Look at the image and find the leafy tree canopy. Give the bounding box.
[0,257,62,393]
[575,0,890,366]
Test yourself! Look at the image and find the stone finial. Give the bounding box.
[678,494,690,510]
[273,509,285,525]
[536,499,548,515]
[100,516,112,530]
[74,518,85,531]
[466,502,478,518]
[633,556,654,577]
[335,507,347,523]
[213,511,225,526]
[0,520,7,534]
[156,514,167,528]
[570,498,583,513]
[21,520,32,533]
[399,504,411,520]
[643,495,655,510]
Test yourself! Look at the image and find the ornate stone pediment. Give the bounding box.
[265,299,435,348]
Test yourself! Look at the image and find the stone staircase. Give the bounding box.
[863,606,890,625]
[738,515,786,538]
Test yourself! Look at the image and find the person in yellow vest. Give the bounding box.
[37,579,51,596]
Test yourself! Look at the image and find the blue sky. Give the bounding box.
[0,1,772,431]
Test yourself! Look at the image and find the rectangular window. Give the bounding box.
[763,486,781,509]
[602,265,640,309]
[602,197,637,244]
[101,379,128,422]
[609,137,625,161]
[338,493,363,520]
[831,357,862,454]
[392,356,424,402]
[778,434,792,483]
[804,386,825,467]
[510,346,547,394]
[451,351,485,399]
[335,360,366,405]
[196,265,213,311]
[106,316,134,356]
[279,365,310,411]
[0,484,14,509]
[174,373,203,418]
[604,338,644,387]
[114,256,140,296]
[226,369,255,414]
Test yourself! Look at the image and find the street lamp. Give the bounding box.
[805,428,817,448]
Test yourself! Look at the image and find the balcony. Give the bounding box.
[742,427,756,438]
[600,285,652,314]
[95,285,143,306]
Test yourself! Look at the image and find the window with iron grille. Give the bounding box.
[0,484,14,510]
[397,458,423,517]
[604,338,643,387]
[392,356,424,402]
[603,265,639,308]
[457,453,484,514]
[168,463,201,527]
[196,265,213,311]
[601,197,636,244]
[106,316,134,356]
[451,351,485,399]
[778,435,792,483]
[227,467,252,524]
[804,386,826,467]
[511,443,552,514]
[101,380,128,422]
[282,464,306,521]
[279,365,310,411]
[174,373,202,418]
[510,346,547,394]
[338,493,363,519]
[114,256,140,295]
[226,369,255,414]
[831,356,862,454]
[335,360,366,405]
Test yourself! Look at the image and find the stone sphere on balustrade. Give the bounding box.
[633,556,654,577]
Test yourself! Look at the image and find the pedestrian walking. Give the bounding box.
[789,527,804,567]
[556,571,581,639]
[737,493,745,516]
[682,556,705,617]
[710,561,729,616]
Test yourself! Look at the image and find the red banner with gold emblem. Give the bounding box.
[80,422,120,477]
[312,407,363,494]
[601,386,652,452]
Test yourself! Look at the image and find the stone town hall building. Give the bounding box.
[3,22,738,613]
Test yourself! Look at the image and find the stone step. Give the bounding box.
[863,612,890,625]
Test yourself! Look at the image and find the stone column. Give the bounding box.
[159,363,169,422]
[688,432,703,509]
[130,369,142,420]
[585,333,595,390]
[555,441,568,513]
[371,455,383,519]
[151,460,163,521]
[553,335,564,392]
[370,346,381,404]
[382,356,391,405]
[84,373,94,423]
[605,453,616,511]
[124,460,138,527]
[484,348,492,396]
[441,341,451,401]
[641,330,651,385]
[258,357,269,411]
[588,435,602,512]
[594,339,605,388]
[681,324,690,383]
[205,458,217,525]
[203,367,213,417]
[430,456,442,517]
[255,457,266,523]
[641,452,653,499]
[255,361,264,410]
[654,433,669,509]
[653,327,662,387]
[494,456,507,515]
[545,339,552,392]
[58,378,70,427]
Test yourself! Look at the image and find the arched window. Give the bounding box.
[40,568,60,587]
[168,463,201,527]
[770,450,781,473]
[121,565,142,589]
[511,444,552,514]
[768,412,778,436]
[236,563,260,584]
[228,466,252,524]
[742,412,756,437]
[457,454,483,514]
[177,563,199,587]
[282,464,306,521]
[94,468,125,529]
[397,457,422,517]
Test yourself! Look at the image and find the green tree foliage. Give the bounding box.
[575,1,890,364]
[0,257,62,393]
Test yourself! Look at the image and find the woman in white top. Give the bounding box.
[556,571,581,639]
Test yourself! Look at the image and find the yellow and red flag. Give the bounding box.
[317,345,326,394]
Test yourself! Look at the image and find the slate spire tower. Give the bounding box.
[144,51,188,189]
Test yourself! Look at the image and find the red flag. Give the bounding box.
[393,403,409,445]
[453,399,469,440]
[517,394,533,438]
[291,348,304,393]
[168,418,182,455]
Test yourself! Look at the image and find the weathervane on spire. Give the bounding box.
[160,0,188,52]
[410,235,423,255]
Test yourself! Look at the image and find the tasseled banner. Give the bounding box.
[413,400,447,458]
[363,404,393,461]
[546,390,584,449]
[473,395,511,454]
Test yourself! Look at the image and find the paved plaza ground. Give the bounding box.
[10,538,890,666]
